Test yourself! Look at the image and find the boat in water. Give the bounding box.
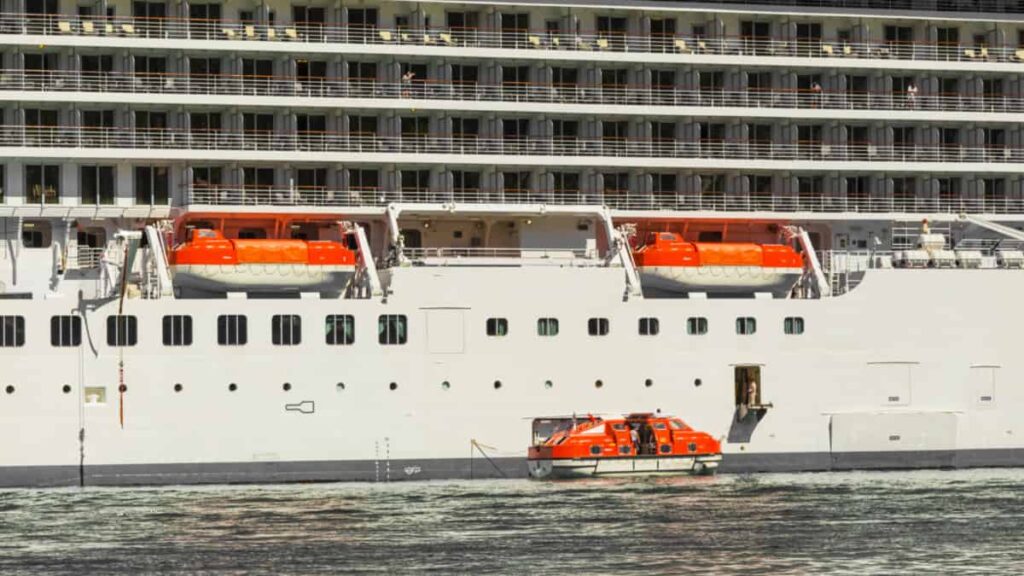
[528,413,722,479]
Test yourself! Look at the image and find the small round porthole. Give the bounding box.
[544,380,553,389]
[589,445,601,455]
[594,380,603,389]
[493,380,502,390]
[694,378,702,387]
[282,382,292,392]
[62,385,72,394]
[659,444,671,454]
[228,383,238,392]
[173,383,183,393]
[389,382,398,391]
[336,382,345,392]
[4,385,13,394]
[441,381,451,391]
[644,378,653,388]
[619,445,630,455]
[688,442,698,453]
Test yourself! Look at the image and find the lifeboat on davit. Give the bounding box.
[527,413,722,479]
[632,232,804,297]
[168,229,356,292]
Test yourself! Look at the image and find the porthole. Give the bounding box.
[441,381,451,390]
[594,380,603,389]
[659,444,671,454]
[389,382,398,391]
[173,383,183,393]
[4,385,13,394]
[282,382,292,392]
[118,384,127,393]
[644,378,653,388]
[62,385,71,394]
[336,382,345,392]
[687,442,697,453]
[589,445,601,455]
[493,380,502,390]
[619,445,630,455]
[228,383,238,392]
[544,380,553,389]
[694,378,702,387]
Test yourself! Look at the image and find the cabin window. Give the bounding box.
[537,318,559,337]
[784,317,805,335]
[638,317,660,336]
[106,315,137,347]
[587,317,609,336]
[50,315,81,347]
[21,220,52,248]
[0,316,25,347]
[687,317,708,335]
[378,314,408,345]
[217,314,247,346]
[325,314,355,345]
[486,317,508,337]
[736,317,757,335]
[162,315,193,346]
[272,315,302,346]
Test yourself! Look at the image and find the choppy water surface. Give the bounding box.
[1,469,1023,574]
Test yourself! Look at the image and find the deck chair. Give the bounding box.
[528,34,541,47]
[551,37,560,47]
[82,20,94,33]
[843,44,853,55]
[964,48,976,58]
[57,20,72,33]
[244,25,255,38]
[674,38,688,52]
[285,27,297,39]
[378,29,392,42]
[104,23,114,34]
[596,38,609,50]
[439,32,453,45]
[222,27,235,39]
[423,33,434,44]
[980,47,989,59]
[821,44,834,56]
[121,23,135,35]
[266,27,276,40]
[575,37,591,50]
[1016,49,1024,61]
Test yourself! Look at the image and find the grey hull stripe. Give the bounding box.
[3,449,1024,487]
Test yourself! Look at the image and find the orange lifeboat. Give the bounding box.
[169,229,357,292]
[527,413,722,479]
[632,232,804,296]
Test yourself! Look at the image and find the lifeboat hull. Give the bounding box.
[528,454,722,479]
[639,265,803,296]
[171,264,355,293]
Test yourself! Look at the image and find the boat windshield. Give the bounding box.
[531,417,577,446]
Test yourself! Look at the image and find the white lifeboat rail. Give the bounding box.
[402,247,601,267]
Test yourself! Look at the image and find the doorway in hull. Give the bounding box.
[728,365,770,443]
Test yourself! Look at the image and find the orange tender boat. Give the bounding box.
[632,232,804,296]
[169,229,357,292]
[528,413,722,479]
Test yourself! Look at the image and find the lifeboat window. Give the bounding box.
[653,422,667,430]
[638,317,660,336]
[687,317,708,335]
[161,315,193,347]
[272,315,302,346]
[0,316,25,347]
[217,314,248,346]
[589,445,601,455]
[378,314,408,345]
[669,419,685,430]
[50,315,81,347]
[325,315,355,345]
[659,233,676,241]
[486,318,509,337]
[784,317,805,335]
[587,317,609,336]
[736,317,757,335]
[537,318,559,337]
[106,315,138,347]
[612,423,626,431]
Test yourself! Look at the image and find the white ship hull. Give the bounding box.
[2,266,1022,486]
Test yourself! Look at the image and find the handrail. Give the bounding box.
[185,186,1024,215]
[4,69,1024,115]
[6,12,1024,64]
[7,125,1024,163]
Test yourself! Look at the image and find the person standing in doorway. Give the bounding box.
[906,81,918,108]
[401,70,416,98]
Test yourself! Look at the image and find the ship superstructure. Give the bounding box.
[2,0,1024,485]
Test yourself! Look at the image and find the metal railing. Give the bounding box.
[6,12,1024,64]
[404,246,597,260]
[75,246,104,269]
[6,69,1024,115]
[10,125,1024,164]
[186,186,1024,215]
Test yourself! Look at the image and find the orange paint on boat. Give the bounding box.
[169,229,355,267]
[632,232,802,269]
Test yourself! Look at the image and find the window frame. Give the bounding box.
[106,314,138,347]
[736,317,757,335]
[537,317,559,337]
[216,314,248,346]
[686,316,708,335]
[161,314,193,347]
[638,317,660,336]
[784,316,805,335]
[325,314,355,345]
[271,314,302,346]
[378,314,408,345]
[0,315,25,347]
[50,315,81,347]
[587,317,609,336]
[486,317,509,337]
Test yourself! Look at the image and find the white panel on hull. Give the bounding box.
[867,362,914,407]
[424,308,467,354]
[969,366,998,408]
[830,412,959,453]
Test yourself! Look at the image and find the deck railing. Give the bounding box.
[5,69,1024,115]
[5,12,1024,64]
[9,125,1024,164]
[185,186,1024,215]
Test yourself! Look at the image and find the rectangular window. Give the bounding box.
[587,317,609,336]
[736,317,757,335]
[537,317,559,337]
[50,315,81,347]
[217,314,247,346]
[0,315,25,347]
[134,166,169,204]
[272,314,302,346]
[486,317,508,337]
[638,317,660,336]
[106,315,138,347]
[162,315,193,346]
[325,314,355,345]
[80,165,115,205]
[378,314,408,345]
[687,317,708,335]
[784,317,805,335]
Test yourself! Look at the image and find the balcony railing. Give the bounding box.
[185,186,1024,215]
[5,13,1024,64]
[9,126,1024,165]
[6,69,1024,115]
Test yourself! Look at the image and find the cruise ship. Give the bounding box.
[2,0,1024,486]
